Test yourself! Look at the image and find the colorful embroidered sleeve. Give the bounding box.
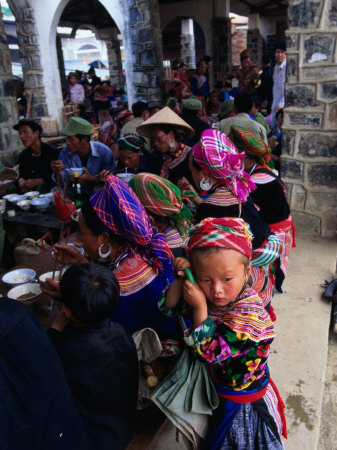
[158,286,189,317]
[189,318,273,390]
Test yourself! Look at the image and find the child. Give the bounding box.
[160,217,286,449]
[47,264,139,450]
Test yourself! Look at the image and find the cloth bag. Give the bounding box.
[151,344,219,449]
[14,238,50,265]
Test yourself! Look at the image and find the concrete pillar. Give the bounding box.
[15,7,48,120]
[124,0,164,103]
[247,13,264,67]
[56,35,66,93]
[106,35,123,90]
[181,18,196,69]
[0,8,21,165]
[282,0,337,238]
[212,0,231,83]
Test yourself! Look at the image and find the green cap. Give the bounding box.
[182,97,202,111]
[61,117,92,136]
[220,99,234,118]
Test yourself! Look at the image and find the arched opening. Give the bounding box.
[162,17,206,63]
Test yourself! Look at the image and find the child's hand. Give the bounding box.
[183,280,207,308]
[174,257,191,278]
[51,310,69,332]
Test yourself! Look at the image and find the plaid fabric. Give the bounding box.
[129,173,193,238]
[187,217,253,259]
[251,234,282,267]
[117,133,145,151]
[229,125,271,166]
[192,129,256,203]
[90,175,173,274]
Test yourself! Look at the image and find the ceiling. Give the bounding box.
[59,0,117,29]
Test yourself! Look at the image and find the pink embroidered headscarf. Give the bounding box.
[192,129,256,202]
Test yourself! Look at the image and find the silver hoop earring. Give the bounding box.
[169,139,175,149]
[200,177,213,191]
[98,243,112,259]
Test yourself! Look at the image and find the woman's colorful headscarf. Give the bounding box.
[117,133,145,152]
[129,173,193,238]
[90,175,173,274]
[187,217,253,260]
[240,49,254,61]
[229,125,271,166]
[192,129,256,202]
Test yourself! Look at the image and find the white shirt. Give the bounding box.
[272,58,286,115]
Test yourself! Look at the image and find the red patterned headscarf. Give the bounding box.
[192,129,256,202]
[187,217,253,259]
[90,175,173,274]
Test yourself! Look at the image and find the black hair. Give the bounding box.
[189,247,250,271]
[251,94,262,108]
[234,93,253,114]
[215,81,224,90]
[203,55,212,63]
[14,119,43,136]
[275,42,286,52]
[276,108,284,120]
[75,134,90,143]
[60,263,120,325]
[152,124,182,141]
[132,101,149,117]
[81,201,124,245]
[190,153,203,172]
[197,60,206,69]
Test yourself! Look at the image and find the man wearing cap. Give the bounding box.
[220,98,235,119]
[148,102,162,117]
[272,43,287,116]
[51,117,115,196]
[121,101,151,151]
[181,97,210,147]
[13,119,59,193]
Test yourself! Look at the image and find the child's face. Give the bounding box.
[191,249,250,307]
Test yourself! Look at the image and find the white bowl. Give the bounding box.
[7,283,41,306]
[17,200,31,211]
[39,192,55,204]
[0,205,5,214]
[68,167,83,176]
[67,243,84,254]
[31,197,51,211]
[3,194,18,201]
[117,173,134,183]
[25,191,40,200]
[2,268,36,286]
[5,194,21,204]
[39,270,61,283]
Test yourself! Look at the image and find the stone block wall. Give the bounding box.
[15,7,48,119]
[283,0,337,237]
[247,29,264,67]
[127,0,164,101]
[0,9,21,165]
[213,17,231,82]
[106,37,124,90]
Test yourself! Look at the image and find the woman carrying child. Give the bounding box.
[178,129,281,311]
[160,217,287,449]
[229,125,295,293]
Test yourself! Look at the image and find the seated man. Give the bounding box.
[51,117,115,197]
[219,93,268,144]
[47,264,139,450]
[13,119,59,193]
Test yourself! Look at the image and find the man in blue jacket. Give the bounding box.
[52,117,115,196]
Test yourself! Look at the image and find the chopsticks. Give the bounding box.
[52,221,64,280]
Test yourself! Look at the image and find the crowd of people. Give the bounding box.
[3,42,293,449]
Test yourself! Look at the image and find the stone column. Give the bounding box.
[106,35,123,90]
[15,7,48,120]
[0,8,21,165]
[247,14,264,67]
[282,0,337,238]
[212,0,231,84]
[56,35,66,93]
[181,18,196,69]
[125,0,164,103]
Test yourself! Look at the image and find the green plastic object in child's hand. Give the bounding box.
[184,267,195,285]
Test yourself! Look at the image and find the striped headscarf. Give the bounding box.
[192,129,256,202]
[129,173,193,238]
[90,175,173,274]
[229,125,271,166]
[187,217,253,259]
[117,133,145,151]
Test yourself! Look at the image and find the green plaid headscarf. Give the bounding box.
[129,173,193,238]
[117,133,145,152]
[229,125,271,166]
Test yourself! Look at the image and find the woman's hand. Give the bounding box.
[177,176,194,192]
[79,167,98,184]
[53,243,88,265]
[40,278,62,299]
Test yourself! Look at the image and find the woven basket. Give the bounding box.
[0,167,18,195]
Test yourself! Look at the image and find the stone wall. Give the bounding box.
[0,9,20,165]
[231,25,247,68]
[247,29,264,66]
[15,7,48,120]
[106,36,123,89]
[213,17,231,83]
[127,0,164,101]
[283,0,337,238]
